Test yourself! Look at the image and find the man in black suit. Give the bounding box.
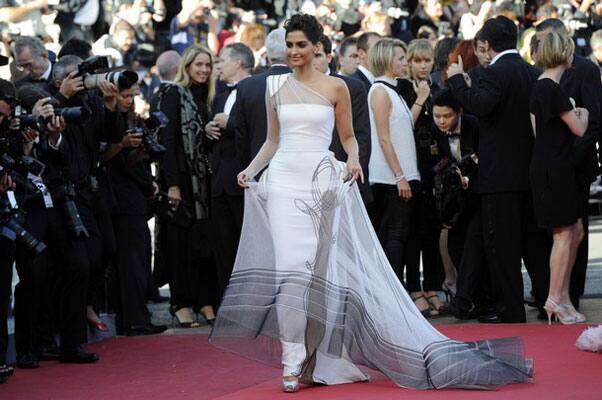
[351,32,381,93]
[447,16,541,323]
[535,19,602,311]
[314,35,372,203]
[431,89,494,320]
[13,36,54,88]
[232,28,291,166]
[205,42,254,298]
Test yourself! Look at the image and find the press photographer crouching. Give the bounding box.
[103,75,168,336]
[431,90,495,322]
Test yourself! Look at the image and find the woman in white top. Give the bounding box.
[367,38,425,314]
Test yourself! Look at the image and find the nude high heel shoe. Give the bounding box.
[543,298,577,325]
[562,303,586,323]
[282,376,299,393]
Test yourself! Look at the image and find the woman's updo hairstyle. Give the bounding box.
[284,13,323,44]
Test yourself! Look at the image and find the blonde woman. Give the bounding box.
[397,38,446,316]
[367,38,423,312]
[239,23,268,68]
[530,31,589,324]
[155,45,218,327]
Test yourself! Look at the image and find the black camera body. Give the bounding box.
[0,153,43,195]
[433,154,478,192]
[0,195,46,255]
[129,112,168,161]
[51,183,90,239]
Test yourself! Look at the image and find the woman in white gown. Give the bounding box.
[210,14,533,392]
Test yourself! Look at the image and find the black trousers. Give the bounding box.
[113,215,151,329]
[481,191,548,323]
[211,194,244,300]
[451,207,493,313]
[375,182,420,287]
[570,178,591,308]
[160,217,218,310]
[0,238,14,365]
[20,205,92,354]
[405,187,443,293]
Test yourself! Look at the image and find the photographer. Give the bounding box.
[104,75,167,336]
[169,0,219,55]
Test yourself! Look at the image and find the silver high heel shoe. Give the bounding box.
[282,376,299,393]
[543,298,577,325]
[562,303,586,323]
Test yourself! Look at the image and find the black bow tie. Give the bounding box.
[446,132,461,139]
[226,83,237,92]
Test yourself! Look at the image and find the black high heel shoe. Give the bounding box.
[0,364,14,384]
[197,305,216,326]
[441,283,455,303]
[169,305,201,328]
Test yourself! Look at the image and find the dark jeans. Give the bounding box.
[375,181,420,287]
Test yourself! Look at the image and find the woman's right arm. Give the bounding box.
[561,108,588,137]
[371,87,412,201]
[237,91,280,187]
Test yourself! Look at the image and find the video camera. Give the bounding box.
[0,195,46,255]
[75,56,139,90]
[128,112,168,161]
[433,154,478,192]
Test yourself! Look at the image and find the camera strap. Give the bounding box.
[6,191,17,208]
[27,173,53,208]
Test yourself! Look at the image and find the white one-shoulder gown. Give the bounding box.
[210,74,533,389]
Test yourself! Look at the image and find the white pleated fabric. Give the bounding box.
[210,74,533,389]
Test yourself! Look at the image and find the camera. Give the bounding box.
[12,103,91,130]
[433,154,478,192]
[0,195,46,255]
[51,183,90,239]
[128,112,168,161]
[76,56,139,90]
[0,153,43,195]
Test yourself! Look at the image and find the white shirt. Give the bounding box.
[223,75,250,116]
[358,64,375,84]
[490,49,519,66]
[368,76,420,185]
[41,61,52,81]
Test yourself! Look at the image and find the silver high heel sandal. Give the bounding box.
[282,376,299,393]
[543,298,577,325]
[562,303,586,323]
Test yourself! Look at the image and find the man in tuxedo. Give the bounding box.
[314,35,372,204]
[431,89,494,321]
[232,28,291,166]
[447,16,541,323]
[13,36,54,88]
[338,37,360,77]
[535,19,602,311]
[205,42,254,297]
[351,32,381,93]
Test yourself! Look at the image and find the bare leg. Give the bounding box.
[548,225,575,304]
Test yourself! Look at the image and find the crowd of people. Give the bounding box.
[0,0,601,387]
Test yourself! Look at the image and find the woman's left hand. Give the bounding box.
[344,157,364,184]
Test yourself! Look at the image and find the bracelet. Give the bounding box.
[395,174,405,182]
[414,102,424,108]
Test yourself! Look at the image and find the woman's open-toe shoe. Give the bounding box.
[411,294,433,318]
[169,306,201,328]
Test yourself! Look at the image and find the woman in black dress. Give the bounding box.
[156,45,218,327]
[530,31,589,325]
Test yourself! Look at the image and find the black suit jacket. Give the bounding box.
[15,62,54,89]
[435,114,480,189]
[210,85,243,197]
[328,72,372,203]
[231,64,291,167]
[560,54,601,183]
[448,53,539,193]
[351,68,372,93]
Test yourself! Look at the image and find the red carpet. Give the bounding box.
[1,324,600,400]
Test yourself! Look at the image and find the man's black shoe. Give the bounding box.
[477,314,502,324]
[125,323,168,336]
[16,353,39,369]
[35,345,60,361]
[59,348,99,364]
[0,364,14,383]
[441,303,475,320]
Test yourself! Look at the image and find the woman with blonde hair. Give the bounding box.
[530,31,589,324]
[239,23,268,68]
[397,38,446,317]
[155,45,218,327]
